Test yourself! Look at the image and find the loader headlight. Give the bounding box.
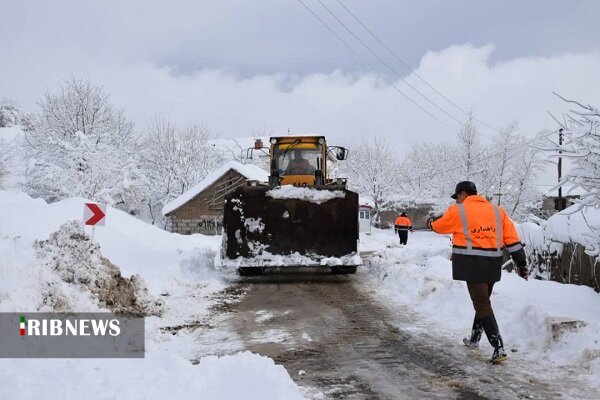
[318,138,325,144]
[270,138,277,144]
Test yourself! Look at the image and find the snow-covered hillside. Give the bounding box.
[0,190,306,399]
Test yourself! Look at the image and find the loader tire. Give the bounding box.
[238,267,265,276]
[330,266,357,274]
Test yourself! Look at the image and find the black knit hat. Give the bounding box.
[451,181,477,199]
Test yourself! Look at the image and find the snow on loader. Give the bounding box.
[220,135,361,276]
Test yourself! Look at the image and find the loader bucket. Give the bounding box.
[220,185,360,269]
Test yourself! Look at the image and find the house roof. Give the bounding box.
[540,183,588,197]
[162,161,269,216]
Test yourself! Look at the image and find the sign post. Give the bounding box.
[83,203,106,240]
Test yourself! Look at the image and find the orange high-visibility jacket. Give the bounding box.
[431,195,526,282]
[394,216,412,230]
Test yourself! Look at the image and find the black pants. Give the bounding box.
[466,282,495,318]
[397,230,408,245]
[466,282,504,350]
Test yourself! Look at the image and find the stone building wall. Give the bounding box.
[375,205,434,230]
[166,169,247,235]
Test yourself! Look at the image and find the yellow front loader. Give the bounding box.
[221,135,361,275]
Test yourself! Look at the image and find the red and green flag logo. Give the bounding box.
[20,315,25,336]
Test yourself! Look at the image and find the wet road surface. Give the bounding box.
[213,268,567,400]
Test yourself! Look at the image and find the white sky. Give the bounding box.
[1,0,599,185]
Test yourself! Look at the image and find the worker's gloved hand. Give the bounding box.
[424,214,441,230]
[410,229,415,233]
[517,265,529,281]
[425,217,434,230]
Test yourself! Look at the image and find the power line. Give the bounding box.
[295,0,455,130]
[333,0,503,136]
[315,0,465,128]
[334,0,468,116]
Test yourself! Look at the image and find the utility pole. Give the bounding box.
[557,128,564,210]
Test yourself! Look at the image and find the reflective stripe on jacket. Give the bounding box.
[431,195,526,282]
[394,216,412,230]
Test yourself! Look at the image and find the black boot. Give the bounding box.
[480,314,508,364]
[462,318,483,348]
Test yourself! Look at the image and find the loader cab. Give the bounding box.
[270,136,327,186]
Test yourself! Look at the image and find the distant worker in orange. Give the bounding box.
[394,212,413,245]
[427,181,529,364]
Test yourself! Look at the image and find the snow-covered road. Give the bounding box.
[211,268,574,399]
[2,191,599,399]
[187,229,599,399]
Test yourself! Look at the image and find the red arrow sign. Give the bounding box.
[84,203,106,226]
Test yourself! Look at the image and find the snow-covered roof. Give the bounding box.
[162,161,269,215]
[359,195,375,208]
[541,183,588,197]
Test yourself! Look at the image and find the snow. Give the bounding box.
[541,182,589,197]
[358,195,375,208]
[0,125,24,141]
[544,204,600,249]
[162,160,269,216]
[0,190,307,399]
[518,204,600,259]
[517,221,546,250]
[220,250,362,268]
[266,186,346,204]
[244,217,265,233]
[0,351,305,400]
[0,125,25,190]
[4,185,600,396]
[0,191,221,293]
[362,228,600,391]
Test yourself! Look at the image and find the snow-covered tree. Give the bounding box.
[550,98,600,206]
[23,78,144,212]
[543,96,600,255]
[483,122,542,217]
[339,137,404,222]
[0,100,33,129]
[401,118,542,218]
[402,141,455,203]
[141,118,223,225]
[456,115,485,182]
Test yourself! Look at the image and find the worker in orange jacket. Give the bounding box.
[427,181,528,364]
[394,212,413,245]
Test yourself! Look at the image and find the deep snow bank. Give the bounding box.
[0,190,222,293]
[363,229,600,390]
[0,190,307,399]
[34,221,162,314]
[0,351,305,400]
[519,205,600,258]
